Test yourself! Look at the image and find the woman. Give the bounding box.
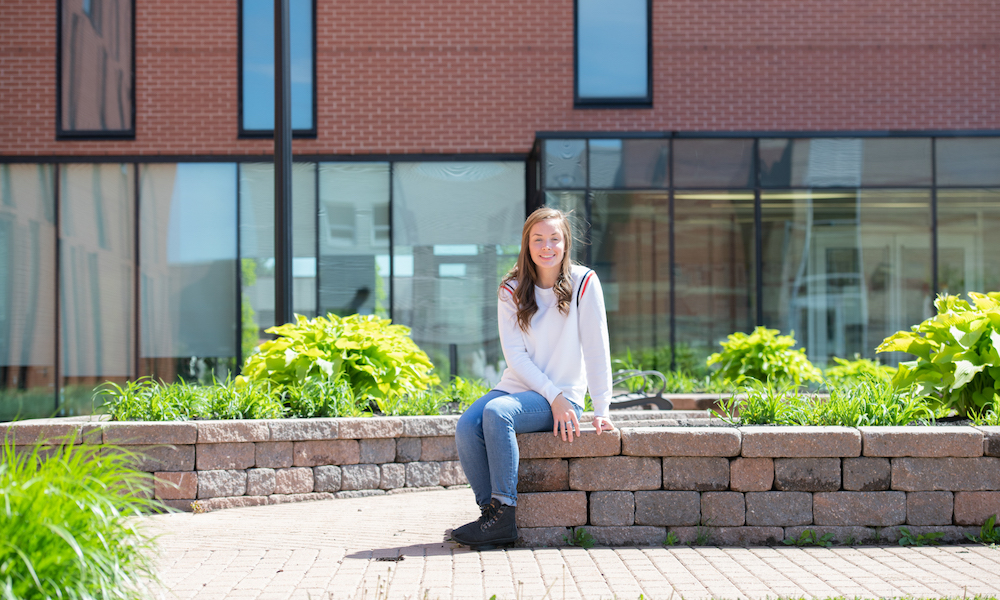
[451,207,615,550]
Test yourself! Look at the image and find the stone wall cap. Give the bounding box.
[196,420,271,443]
[0,422,82,445]
[102,422,198,445]
[621,427,741,457]
[401,415,459,437]
[518,429,621,459]
[338,417,404,439]
[740,426,861,457]
[267,419,340,441]
[859,425,984,457]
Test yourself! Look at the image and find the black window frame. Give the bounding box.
[237,0,318,139]
[573,0,653,109]
[55,0,137,140]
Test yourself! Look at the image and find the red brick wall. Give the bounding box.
[2,0,998,157]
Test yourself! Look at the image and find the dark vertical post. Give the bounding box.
[274,0,293,327]
[931,138,939,297]
[753,139,763,327]
[668,138,676,372]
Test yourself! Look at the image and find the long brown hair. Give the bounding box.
[500,207,574,331]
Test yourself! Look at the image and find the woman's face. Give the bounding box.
[528,218,565,275]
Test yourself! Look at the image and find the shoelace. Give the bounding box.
[480,501,504,529]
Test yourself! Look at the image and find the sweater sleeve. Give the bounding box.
[497,286,565,404]
[578,272,613,417]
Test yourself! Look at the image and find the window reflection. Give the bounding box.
[937,189,1000,296]
[576,0,649,102]
[139,164,238,384]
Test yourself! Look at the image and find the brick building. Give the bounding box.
[1,0,998,418]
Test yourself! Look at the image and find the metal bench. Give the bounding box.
[609,369,674,410]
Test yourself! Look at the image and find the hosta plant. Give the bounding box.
[877,292,1000,417]
[707,327,822,386]
[238,313,439,413]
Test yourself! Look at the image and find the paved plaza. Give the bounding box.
[145,487,1000,600]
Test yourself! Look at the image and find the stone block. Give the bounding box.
[0,422,81,445]
[634,491,701,526]
[421,436,458,461]
[196,421,270,443]
[274,467,314,494]
[338,417,404,439]
[842,457,891,491]
[568,456,660,491]
[730,458,773,492]
[701,492,745,527]
[197,469,247,499]
[898,525,981,544]
[585,526,665,546]
[154,471,197,500]
[622,427,741,457]
[268,419,338,441]
[783,526,878,546]
[335,489,387,499]
[81,424,104,444]
[517,459,568,493]
[196,442,255,471]
[891,457,1000,491]
[517,527,570,547]
[359,438,396,464]
[387,486,444,495]
[740,426,861,457]
[192,496,268,512]
[102,422,198,445]
[113,445,195,472]
[255,441,293,468]
[268,492,335,505]
[813,491,906,526]
[774,458,841,491]
[292,440,360,466]
[860,426,983,457]
[405,462,440,487]
[669,526,783,547]
[313,465,342,493]
[978,426,1000,457]
[438,461,467,487]
[341,464,382,490]
[590,491,635,526]
[160,499,196,512]
[906,491,954,526]
[380,463,405,489]
[246,468,276,496]
[395,438,421,462]
[517,492,587,528]
[518,430,621,459]
[662,457,729,491]
[745,492,812,526]
[402,416,459,437]
[954,491,1000,526]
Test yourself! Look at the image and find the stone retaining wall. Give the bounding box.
[4,416,999,547]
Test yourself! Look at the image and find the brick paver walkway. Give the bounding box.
[144,487,1000,600]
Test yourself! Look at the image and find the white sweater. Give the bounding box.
[494,264,613,417]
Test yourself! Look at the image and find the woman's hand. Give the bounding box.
[592,416,615,435]
[550,394,580,443]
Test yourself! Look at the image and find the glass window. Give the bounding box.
[139,164,238,384]
[587,191,670,366]
[58,0,134,136]
[674,139,754,189]
[576,0,650,105]
[0,165,57,420]
[590,139,669,189]
[60,163,135,413]
[318,163,390,319]
[937,189,1000,296]
[544,140,587,189]
[544,191,588,264]
[392,162,525,382]
[238,162,317,356]
[760,138,932,188]
[936,138,1000,186]
[240,0,315,133]
[673,191,755,369]
[761,189,932,366]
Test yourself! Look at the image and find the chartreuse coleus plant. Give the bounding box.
[707,326,822,386]
[237,313,439,413]
[877,292,1000,417]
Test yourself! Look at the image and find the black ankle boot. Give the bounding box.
[451,498,518,550]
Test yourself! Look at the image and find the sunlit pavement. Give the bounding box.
[144,487,1000,600]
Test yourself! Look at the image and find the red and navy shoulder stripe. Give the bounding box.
[576,269,595,308]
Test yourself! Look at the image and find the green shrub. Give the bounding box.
[238,313,439,413]
[877,292,1000,417]
[707,327,822,386]
[823,355,897,388]
[283,377,372,418]
[0,436,162,599]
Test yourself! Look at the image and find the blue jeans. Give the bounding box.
[455,389,583,507]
